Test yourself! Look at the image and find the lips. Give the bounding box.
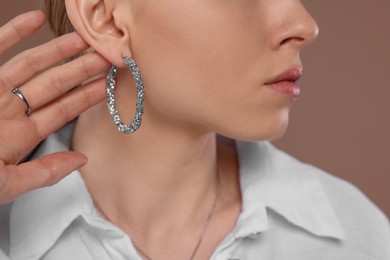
[264,67,303,97]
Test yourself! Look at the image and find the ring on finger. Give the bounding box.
[11,87,32,116]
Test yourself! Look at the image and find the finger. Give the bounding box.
[0,10,45,58]
[30,77,107,139]
[0,32,89,89]
[20,52,110,112]
[0,151,87,204]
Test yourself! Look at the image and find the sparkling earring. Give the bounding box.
[106,56,145,134]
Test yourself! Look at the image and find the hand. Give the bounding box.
[0,10,110,204]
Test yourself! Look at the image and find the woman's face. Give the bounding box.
[89,0,318,141]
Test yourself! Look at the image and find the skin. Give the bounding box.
[0,11,110,203]
[0,0,318,259]
[67,0,318,258]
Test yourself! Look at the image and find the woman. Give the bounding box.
[0,0,389,259]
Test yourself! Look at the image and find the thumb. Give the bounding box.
[1,151,87,204]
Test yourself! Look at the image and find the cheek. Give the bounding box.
[131,1,293,140]
[135,4,258,99]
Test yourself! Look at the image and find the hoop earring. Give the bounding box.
[106,56,145,134]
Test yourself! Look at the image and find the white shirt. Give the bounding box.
[0,123,389,260]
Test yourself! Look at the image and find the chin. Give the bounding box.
[266,123,289,140]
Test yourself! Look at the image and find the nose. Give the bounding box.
[268,2,319,50]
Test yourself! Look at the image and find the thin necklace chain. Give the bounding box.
[93,172,222,260]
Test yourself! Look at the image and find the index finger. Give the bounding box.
[0,32,89,90]
[0,10,45,57]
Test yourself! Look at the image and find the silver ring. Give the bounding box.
[11,88,32,116]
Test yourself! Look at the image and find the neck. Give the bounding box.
[72,100,225,236]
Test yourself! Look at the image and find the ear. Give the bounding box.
[65,0,133,67]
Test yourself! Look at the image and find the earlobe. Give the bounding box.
[65,0,132,67]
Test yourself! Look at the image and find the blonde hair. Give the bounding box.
[45,0,73,36]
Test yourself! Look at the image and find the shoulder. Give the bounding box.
[312,163,389,224]
[260,141,389,229]
[313,166,390,236]
[289,152,390,257]
[233,140,390,259]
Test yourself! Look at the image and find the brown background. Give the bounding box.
[0,1,389,217]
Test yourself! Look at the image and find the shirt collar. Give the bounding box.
[9,125,345,259]
[234,140,346,240]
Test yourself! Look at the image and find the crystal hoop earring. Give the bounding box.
[106,56,145,134]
